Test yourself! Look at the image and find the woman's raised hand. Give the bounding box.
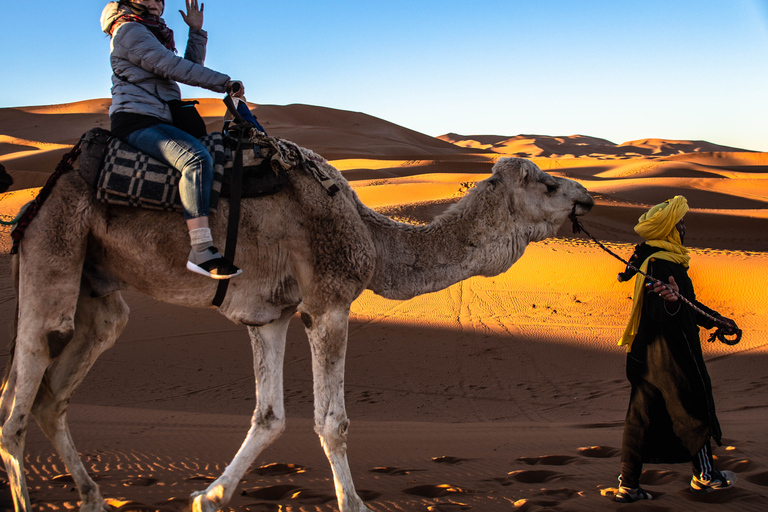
[180,0,204,30]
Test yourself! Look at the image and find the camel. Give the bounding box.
[0,145,593,512]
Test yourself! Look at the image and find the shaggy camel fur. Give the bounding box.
[0,150,593,512]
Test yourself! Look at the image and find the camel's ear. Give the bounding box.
[492,157,531,185]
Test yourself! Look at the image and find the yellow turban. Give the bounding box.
[618,196,691,351]
[634,195,689,247]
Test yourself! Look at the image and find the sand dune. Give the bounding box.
[0,99,766,511]
[440,132,754,158]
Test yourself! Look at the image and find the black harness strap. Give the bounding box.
[212,128,245,307]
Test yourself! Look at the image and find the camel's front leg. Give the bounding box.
[192,307,294,512]
[302,305,371,512]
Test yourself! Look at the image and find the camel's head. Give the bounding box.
[487,157,594,241]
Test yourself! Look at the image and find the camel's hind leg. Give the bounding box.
[1,258,85,511]
[0,332,51,512]
[303,305,370,512]
[31,287,129,512]
[192,306,294,512]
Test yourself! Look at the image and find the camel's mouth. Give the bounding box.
[571,196,594,217]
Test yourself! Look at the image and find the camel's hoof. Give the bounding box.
[191,487,224,512]
[191,494,212,512]
[81,496,111,512]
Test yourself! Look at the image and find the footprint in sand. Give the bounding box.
[250,462,307,476]
[513,495,588,512]
[104,499,165,511]
[242,484,303,500]
[242,485,379,505]
[122,476,159,487]
[432,456,468,464]
[427,503,473,511]
[155,497,190,512]
[745,470,768,486]
[186,475,217,482]
[517,455,579,466]
[717,457,756,473]
[507,469,565,484]
[240,504,282,512]
[577,445,620,458]
[51,474,75,484]
[514,488,584,509]
[370,466,424,475]
[678,485,764,505]
[403,484,475,498]
[51,473,110,486]
[573,421,624,428]
[537,488,583,499]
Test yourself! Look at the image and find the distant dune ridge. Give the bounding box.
[0,98,767,511]
[439,132,754,158]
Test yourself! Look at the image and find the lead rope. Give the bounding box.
[568,212,742,345]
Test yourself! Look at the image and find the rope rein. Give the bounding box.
[568,212,742,346]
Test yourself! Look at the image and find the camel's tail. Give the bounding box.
[1,254,20,394]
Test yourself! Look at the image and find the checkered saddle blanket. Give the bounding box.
[91,131,226,213]
[76,126,337,214]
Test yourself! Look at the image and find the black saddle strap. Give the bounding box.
[212,129,244,307]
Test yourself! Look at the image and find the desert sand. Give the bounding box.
[0,99,767,511]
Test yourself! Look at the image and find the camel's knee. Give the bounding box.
[0,414,28,453]
[78,291,129,342]
[254,405,286,441]
[316,416,350,452]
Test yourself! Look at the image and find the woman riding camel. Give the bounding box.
[101,0,243,279]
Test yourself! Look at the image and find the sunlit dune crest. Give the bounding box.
[440,132,754,158]
[0,135,71,156]
[16,98,113,114]
[0,98,766,511]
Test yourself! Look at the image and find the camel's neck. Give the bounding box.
[358,193,533,300]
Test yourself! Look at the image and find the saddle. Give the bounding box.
[77,127,290,213]
[76,125,339,307]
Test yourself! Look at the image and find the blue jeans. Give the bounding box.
[125,123,213,220]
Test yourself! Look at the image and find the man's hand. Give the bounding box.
[716,315,739,335]
[650,276,679,303]
[180,0,204,30]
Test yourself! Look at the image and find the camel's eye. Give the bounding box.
[545,182,558,194]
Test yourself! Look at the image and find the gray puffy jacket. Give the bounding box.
[100,2,230,121]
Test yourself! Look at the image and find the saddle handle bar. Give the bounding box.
[223,81,248,125]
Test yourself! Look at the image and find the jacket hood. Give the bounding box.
[100,2,123,35]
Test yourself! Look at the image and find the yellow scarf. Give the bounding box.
[618,196,691,351]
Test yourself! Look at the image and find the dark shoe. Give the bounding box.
[187,247,242,280]
[615,486,652,503]
[690,469,736,494]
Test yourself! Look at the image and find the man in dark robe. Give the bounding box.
[613,196,739,503]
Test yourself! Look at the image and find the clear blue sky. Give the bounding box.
[2,1,767,150]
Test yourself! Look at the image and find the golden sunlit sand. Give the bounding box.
[0,99,766,511]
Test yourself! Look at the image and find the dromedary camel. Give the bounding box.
[0,145,593,512]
